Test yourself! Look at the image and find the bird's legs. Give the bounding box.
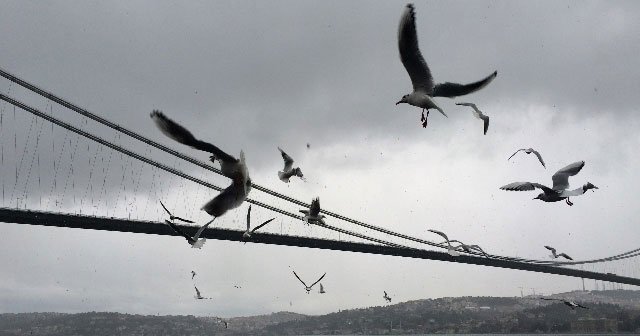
[565,198,573,206]
[421,109,425,122]
[421,110,430,128]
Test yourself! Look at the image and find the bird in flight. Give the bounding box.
[151,111,251,218]
[278,147,305,183]
[540,297,588,309]
[164,218,214,249]
[194,286,211,300]
[455,102,490,135]
[292,271,326,294]
[300,197,326,225]
[544,246,573,260]
[427,229,460,256]
[159,201,195,223]
[508,148,546,168]
[396,4,497,128]
[383,291,392,303]
[243,205,276,240]
[500,161,598,206]
[449,240,490,258]
[191,271,197,280]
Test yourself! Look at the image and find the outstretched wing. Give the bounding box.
[427,229,449,242]
[292,271,308,287]
[551,161,585,191]
[165,220,196,244]
[456,102,489,135]
[246,205,251,231]
[508,149,525,161]
[309,272,327,288]
[558,253,573,260]
[575,303,589,309]
[531,149,546,168]
[540,297,562,301]
[193,218,215,240]
[194,286,201,297]
[310,197,321,217]
[150,110,237,163]
[500,182,555,194]
[398,4,434,94]
[160,200,172,217]
[544,245,557,254]
[278,147,294,172]
[432,71,497,98]
[251,218,276,233]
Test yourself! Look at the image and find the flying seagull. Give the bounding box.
[455,102,490,135]
[194,286,211,300]
[300,197,326,225]
[540,297,588,309]
[319,283,326,294]
[500,161,598,206]
[427,229,460,256]
[219,320,228,329]
[292,271,326,294]
[277,147,305,183]
[544,246,573,260]
[165,218,214,249]
[191,271,197,280]
[508,148,546,168]
[396,4,497,128]
[151,111,251,218]
[243,205,276,240]
[450,240,490,258]
[159,201,195,223]
[383,291,392,303]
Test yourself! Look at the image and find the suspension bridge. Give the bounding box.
[1,66,639,287]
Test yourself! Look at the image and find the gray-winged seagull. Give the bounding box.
[450,240,490,258]
[292,271,326,294]
[151,111,251,218]
[278,147,305,183]
[165,218,214,249]
[540,297,588,309]
[243,205,276,240]
[544,245,573,260]
[428,229,460,256]
[383,291,392,303]
[455,102,490,135]
[300,197,326,225]
[508,148,546,168]
[500,161,598,206]
[396,4,497,128]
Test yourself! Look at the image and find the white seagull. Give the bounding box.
[544,246,573,260]
[243,205,276,240]
[300,197,326,225]
[396,4,497,128]
[508,148,546,168]
[500,161,598,206]
[455,102,490,135]
[427,229,460,256]
[383,291,392,303]
[292,271,326,294]
[151,111,251,218]
[540,297,588,309]
[165,218,214,249]
[277,147,305,183]
[159,201,195,223]
[194,286,211,300]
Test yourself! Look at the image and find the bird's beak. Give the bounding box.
[395,100,402,105]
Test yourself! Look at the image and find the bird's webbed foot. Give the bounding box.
[566,198,573,206]
[421,110,429,128]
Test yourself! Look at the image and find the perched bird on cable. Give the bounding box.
[277,147,305,183]
[455,102,490,135]
[544,245,573,260]
[292,271,326,294]
[242,205,276,240]
[150,110,251,218]
[396,4,497,128]
[500,160,598,206]
[540,297,588,309]
[508,148,546,168]
[300,197,326,225]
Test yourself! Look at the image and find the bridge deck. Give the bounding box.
[1,207,638,286]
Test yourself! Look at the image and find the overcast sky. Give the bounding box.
[1,0,640,318]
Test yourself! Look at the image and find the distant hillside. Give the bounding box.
[1,290,639,335]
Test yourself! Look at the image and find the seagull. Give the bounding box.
[194,286,211,300]
[544,246,573,260]
[450,240,490,258]
[219,320,228,329]
[319,283,326,294]
[277,147,305,183]
[164,218,214,249]
[396,4,497,128]
[292,271,326,294]
[383,291,392,303]
[455,102,490,135]
[508,148,546,168]
[500,161,598,206]
[159,201,195,223]
[243,205,276,240]
[151,110,251,218]
[540,297,588,309]
[300,197,326,225]
[191,271,197,280]
[427,229,460,256]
